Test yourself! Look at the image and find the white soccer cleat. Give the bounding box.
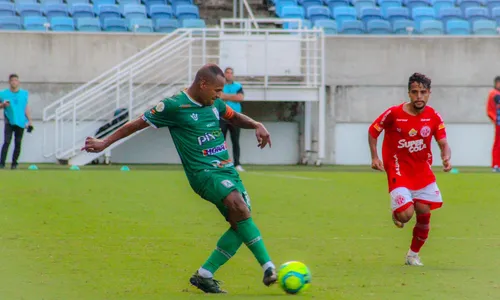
[405,253,424,266]
[392,214,404,228]
[235,165,245,172]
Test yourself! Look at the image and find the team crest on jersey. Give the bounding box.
[221,180,234,188]
[420,126,431,138]
[212,107,220,120]
[409,128,417,137]
[156,102,165,112]
[191,113,198,121]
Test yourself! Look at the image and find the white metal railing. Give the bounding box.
[42,25,325,161]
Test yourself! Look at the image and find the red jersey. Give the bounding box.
[369,103,447,192]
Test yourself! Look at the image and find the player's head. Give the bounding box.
[8,74,20,90]
[494,76,500,90]
[193,64,225,106]
[408,73,431,111]
[224,67,234,83]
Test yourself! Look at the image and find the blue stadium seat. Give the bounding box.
[23,15,48,30]
[129,17,153,32]
[92,0,116,8]
[148,4,172,19]
[386,7,409,23]
[70,3,94,18]
[170,0,192,6]
[75,17,101,31]
[40,0,63,4]
[14,0,38,3]
[276,0,298,16]
[366,19,391,33]
[457,0,483,12]
[0,3,15,17]
[283,19,312,29]
[122,4,146,19]
[446,19,471,34]
[378,0,403,16]
[353,0,376,15]
[43,3,69,20]
[392,19,414,33]
[181,18,205,29]
[96,4,120,21]
[405,0,430,10]
[0,16,21,29]
[67,0,89,4]
[472,19,498,34]
[325,0,349,9]
[487,0,500,14]
[103,17,127,31]
[144,0,167,7]
[465,7,490,22]
[338,19,365,33]
[412,7,435,22]
[439,7,464,22]
[281,5,305,18]
[314,18,337,34]
[431,0,453,15]
[16,3,42,18]
[306,5,330,22]
[50,16,74,30]
[299,0,323,8]
[418,19,444,34]
[360,7,383,22]
[493,7,500,23]
[118,0,140,5]
[154,17,177,32]
[334,6,357,23]
[174,4,199,21]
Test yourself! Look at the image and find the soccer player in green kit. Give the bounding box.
[82,64,276,294]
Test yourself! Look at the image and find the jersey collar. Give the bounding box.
[183,90,203,107]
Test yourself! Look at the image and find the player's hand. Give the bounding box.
[371,158,384,171]
[255,122,271,149]
[442,157,452,172]
[3,101,10,107]
[81,137,108,153]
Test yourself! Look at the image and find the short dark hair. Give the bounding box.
[494,76,500,83]
[408,73,431,91]
[224,67,234,73]
[9,74,18,80]
[195,64,225,84]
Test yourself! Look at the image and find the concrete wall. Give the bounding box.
[0,32,497,166]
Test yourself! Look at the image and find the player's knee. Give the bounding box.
[414,202,431,214]
[224,191,250,221]
[395,207,414,223]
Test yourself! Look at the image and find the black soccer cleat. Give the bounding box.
[189,271,227,294]
[262,267,277,287]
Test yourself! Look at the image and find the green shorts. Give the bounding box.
[189,169,251,218]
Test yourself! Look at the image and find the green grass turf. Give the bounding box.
[0,166,499,299]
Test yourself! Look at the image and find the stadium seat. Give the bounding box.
[276,0,298,16]
[0,15,21,29]
[405,0,430,10]
[174,4,199,21]
[418,19,443,34]
[299,0,323,8]
[67,0,90,5]
[283,19,312,29]
[472,19,498,34]
[360,7,383,22]
[412,7,435,22]
[16,3,42,18]
[129,17,153,32]
[102,17,127,31]
[50,16,75,31]
[378,0,403,16]
[170,0,192,6]
[43,3,69,20]
[487,0,500,14]
[96,4,120,21]
[306,5,330,22]
[366,19,391,33]
[143,0,167,7]
[181,18,205,29]
[23,15,48,30]
[281,5,305,18]
[75,16,101,31]
[431,0,454,15]
[439,7,464,22]
[117,0,140,5]
[15,0,38,4]
[446,19,471,34]
[338,19,365,33]
[493,7,500,23]
[40,0,63,4]
[392,19,415,33]
[386,7,410,23]
[70,3,94,18]
[154,17,177,32]
[92,0,116,8]
[465,7,490,23]
[0,3,15,17]
[325,0,349,9]
[334,6,357,24]
[148,4,172,20]
[353,0,376,15]
[457,0,483,12]
[314,18,337,34]
[122,4,146,19]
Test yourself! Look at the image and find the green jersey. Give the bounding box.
[142,91,236,178]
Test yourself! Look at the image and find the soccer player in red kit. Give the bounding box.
[368,73,452,266]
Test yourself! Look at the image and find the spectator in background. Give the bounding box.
[219,67,245,172]
[487,76,500,173]
[0,74,32,169]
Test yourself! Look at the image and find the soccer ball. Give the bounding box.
[277,261,311,294]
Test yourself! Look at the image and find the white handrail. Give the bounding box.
[242,0,259,29]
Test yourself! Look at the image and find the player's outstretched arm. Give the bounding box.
[437,138,452,172]
[82,117,150,153]
[225,112,271,149]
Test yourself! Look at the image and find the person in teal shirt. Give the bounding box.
[0,74,32,169]
[219,67,245,172]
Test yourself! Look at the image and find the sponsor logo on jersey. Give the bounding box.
[203,142,228,156]
[374,124,382,132]
[191,113,198,121]
[438,123,445,130]
[409,128,418,137]
[198,130,222,145]
[396,119,408,122]
[207,122,216,127]
[393,154,401,176]
[420,125,431,138]
[421,118,431,121]
[156,102,165,112]
[221,179,234,188]
[212,107,220,120]
[211,159,233,168]
[398,139,427,153]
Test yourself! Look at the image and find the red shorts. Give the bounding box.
[389,182,443,212]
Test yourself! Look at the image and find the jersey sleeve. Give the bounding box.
[142,99,177,128]
[433,111,447,141]
[368,108,394,138]
[214,98,236,120]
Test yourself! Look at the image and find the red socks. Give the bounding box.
[410,213,431,253]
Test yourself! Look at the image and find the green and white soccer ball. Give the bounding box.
[277,261,311,294]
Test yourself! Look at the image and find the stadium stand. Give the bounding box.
[270,0,500,34]
[0,0,203,32]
